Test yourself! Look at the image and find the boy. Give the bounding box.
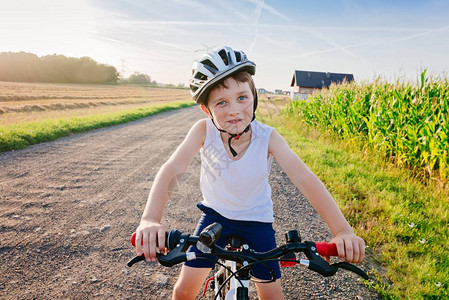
[135,46,365,299]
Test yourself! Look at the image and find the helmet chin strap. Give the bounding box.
[210,113,256,157]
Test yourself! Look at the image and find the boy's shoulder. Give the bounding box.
[185,119,207,147]
[253,119,275,133]
[193,118,208,131]
[188,119,208,138]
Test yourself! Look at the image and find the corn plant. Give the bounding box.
[286,71,449,182]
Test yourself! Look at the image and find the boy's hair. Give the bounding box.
[203,71,257,107]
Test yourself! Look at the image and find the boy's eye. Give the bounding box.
[217,101,226,106]
[238,96,246,101]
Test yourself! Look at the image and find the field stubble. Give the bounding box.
[0,81,190,124]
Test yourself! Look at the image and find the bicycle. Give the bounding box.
[128,222,369,300]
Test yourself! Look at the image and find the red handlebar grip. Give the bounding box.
[315,242,338,257]
[131,232,142,247]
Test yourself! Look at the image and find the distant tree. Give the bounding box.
[128,72,152,85]
[0,52,40,82]
[0,52,119,84]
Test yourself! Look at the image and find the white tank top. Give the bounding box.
[199,118,274,222]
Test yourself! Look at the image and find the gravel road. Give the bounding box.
[0,106,380,299]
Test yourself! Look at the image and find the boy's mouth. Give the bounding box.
[227,119,241,124]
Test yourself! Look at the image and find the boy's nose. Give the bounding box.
[228,102,239,115]
[228,109,238,116]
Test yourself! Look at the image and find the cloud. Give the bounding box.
[285,41,378,60]
[242,0,291,22]
[248,0,264,54]
[393,25,449,42]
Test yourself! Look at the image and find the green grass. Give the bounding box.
[0,101,195,152]
[259,113,449,299]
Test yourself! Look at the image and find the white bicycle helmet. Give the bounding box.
[189,46,256,105]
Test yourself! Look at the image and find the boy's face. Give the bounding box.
[201,77,254,135]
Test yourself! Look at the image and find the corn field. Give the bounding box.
[286,71,449,182]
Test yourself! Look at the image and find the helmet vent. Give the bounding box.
[194,71,208,81]
[190,84,198,92]
[202,59,218,74]
[234,51,241,62]
[218,49,229,66]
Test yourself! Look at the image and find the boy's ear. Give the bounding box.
[200,104,212,118]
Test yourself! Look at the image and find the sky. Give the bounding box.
[1,0,449,91]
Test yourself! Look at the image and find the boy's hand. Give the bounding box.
[135,220,166,262]
[330,231,365,264]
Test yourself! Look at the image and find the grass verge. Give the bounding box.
[0,101,195,152]
[259,113,449,299]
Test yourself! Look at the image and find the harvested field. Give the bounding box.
[0,81,190,118]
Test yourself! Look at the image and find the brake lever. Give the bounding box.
[127,255,145,267]
[303,241,338,277]
[332,262,369,280]
[127,248,191,268]
[156,233,193,267]
[302,241,369,279]
[127,230,191,268]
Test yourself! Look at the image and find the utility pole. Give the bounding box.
[121,59,126,79]
[194,43,218,54]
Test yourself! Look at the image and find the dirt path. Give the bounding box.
[0,106,380,299]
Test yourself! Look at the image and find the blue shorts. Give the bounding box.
[184,203,281,280]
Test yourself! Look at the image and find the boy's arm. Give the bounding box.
[269,129,365,263]
[135,119,206,261]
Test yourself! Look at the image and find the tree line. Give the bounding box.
[0,52,119,84]
[122,72,186,88]
[122,72,156,85]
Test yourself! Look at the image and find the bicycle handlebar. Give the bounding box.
[130,232,338,257]
[128,222,368,280]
